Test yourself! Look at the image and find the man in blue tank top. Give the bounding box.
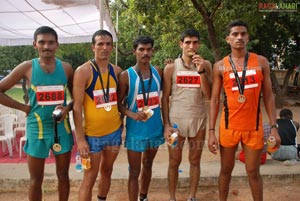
[117,36,164,201]
[0,26,74,201]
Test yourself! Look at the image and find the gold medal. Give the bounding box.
[52,143,62,152]
[104,103,111,111]
[238,94,246,103]
[143,106,149,111]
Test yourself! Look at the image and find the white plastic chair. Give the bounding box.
[16,117,27,158]
[19,131,27,159]
[0,114,17,158]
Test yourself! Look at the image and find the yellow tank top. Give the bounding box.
[83,62,122,136]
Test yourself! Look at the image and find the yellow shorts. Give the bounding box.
[219,127,264,150]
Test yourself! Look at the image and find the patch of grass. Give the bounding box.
[5,87,25,102]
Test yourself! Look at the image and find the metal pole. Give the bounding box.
[115,10,118,66]
[99,0,103,29]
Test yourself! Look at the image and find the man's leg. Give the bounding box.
[140,148,159,199]
[127,150,142,201]
[243,145,263,201]
[219,145,238,201]
[78,152,102,201]
[168,136,185,200]
[97,145,120,199]
[187,129,205,199]
[55,151,72,201]
[27,155,45,201]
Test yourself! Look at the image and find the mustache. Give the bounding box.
[42,49,52,52]
[142,55,150,59]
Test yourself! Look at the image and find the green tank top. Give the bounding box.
[26,58,71,139]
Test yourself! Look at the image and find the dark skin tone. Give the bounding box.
[117,42,162,201]
[0,33,74,201]
[208,25,281,201]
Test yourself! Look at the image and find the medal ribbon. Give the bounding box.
[53,117,59,144]
[228,52,249,96]
[136,66,153,106]
[91,59,110,103]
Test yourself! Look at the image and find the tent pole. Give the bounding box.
[99,0,104,29]
[115,10,118,66]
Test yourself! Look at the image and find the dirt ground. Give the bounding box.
[0,182,299,201]
[0,101,299,200]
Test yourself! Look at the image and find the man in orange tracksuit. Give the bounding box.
[208,20,281,201]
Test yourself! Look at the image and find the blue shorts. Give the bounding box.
[86,127,122,153]
[125,136,165,152]
[24,134,74,159]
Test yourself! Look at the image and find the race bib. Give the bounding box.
[36,85,64,105]
[230,69,259,91]
[93,88,117,108]
[136,91,160,111]
[176,71,201,88]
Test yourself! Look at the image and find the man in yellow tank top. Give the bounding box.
[72,30,123,201]
[208,20,281,201]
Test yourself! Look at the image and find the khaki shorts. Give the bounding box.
[170,117,207,138]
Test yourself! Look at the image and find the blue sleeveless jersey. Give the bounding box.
[26,58,71,139]
[125,66,164,140]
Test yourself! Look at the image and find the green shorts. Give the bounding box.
[125,136,165,152]
[24,134,74,158]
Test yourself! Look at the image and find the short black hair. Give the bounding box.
[92,30,113,44]
[180,28,200,42]
[226,19,249,35]
[34,26,58,42]
[133,36,154,50]
[279,108,293,119]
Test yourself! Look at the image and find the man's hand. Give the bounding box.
[208,131,219,155]
[77,138,90,157]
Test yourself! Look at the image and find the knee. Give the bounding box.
[30,176,43,187]
[129,166,141,179]
[56,171,69,183]
[189,158,200,167]
[220,164,234,176]
[101,166,113,177]
[169,157,181,169]
[142,158,154,170]
[245,166,260,179]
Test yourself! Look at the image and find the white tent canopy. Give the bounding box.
[0,0,116,46]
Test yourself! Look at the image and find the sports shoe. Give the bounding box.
[283,159,297,166]
[187,198,198,201]
[139,198,148,201]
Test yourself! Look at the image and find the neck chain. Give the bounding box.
[90,59,110,103]
[180,56,195,69]
[136,65,153,106]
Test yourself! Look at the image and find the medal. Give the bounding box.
[238,94,246,103]
[143,106,149,111]
[52,143,62,152]
[104,103,112,111]
[228,53,249,104]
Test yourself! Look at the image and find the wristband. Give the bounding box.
[209,128,215,131]
[197,69,206,74]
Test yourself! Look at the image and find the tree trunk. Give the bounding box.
[281,67,294,96]
[270,70,283,108]
[206,19,222,61]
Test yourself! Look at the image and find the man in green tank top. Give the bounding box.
[0,26,74,201]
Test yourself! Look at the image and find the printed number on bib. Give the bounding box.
[136,91,159,112]
[176,71,200,88]
[230,69,259,91]
[93,88,117,109]
[36,85,64,105]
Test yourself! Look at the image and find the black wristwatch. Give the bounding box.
[271,124,279,129]
[197,69,206,74]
